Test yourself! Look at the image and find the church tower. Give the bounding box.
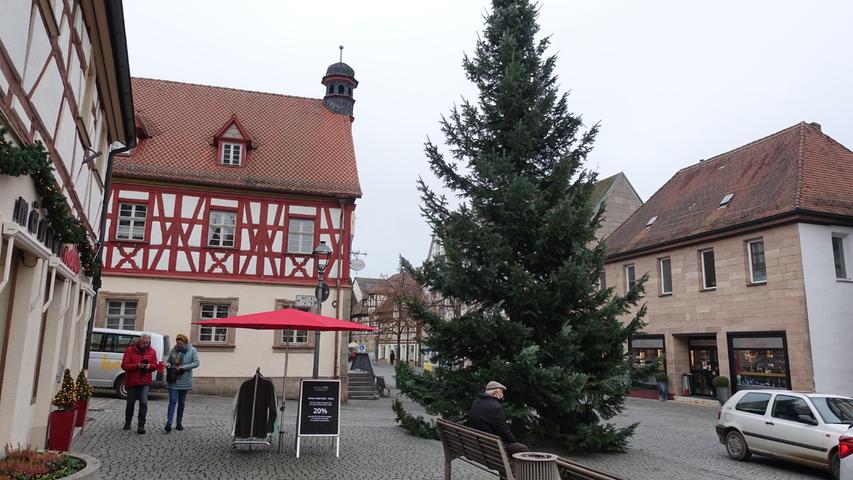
[322,46,358,118]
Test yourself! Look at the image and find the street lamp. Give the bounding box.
[312,241,332,378]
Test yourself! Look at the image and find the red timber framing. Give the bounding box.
[103,183,354,286]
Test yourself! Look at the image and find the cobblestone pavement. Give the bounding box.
[74,367,831,480]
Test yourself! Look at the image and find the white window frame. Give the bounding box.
[287,218,315,254]
[199,303,230,343]
[747,239,767,284]
[659,257,672,295]
[281,330,309,344]
[700,248,716,290]
[116,203,147,241]
[625,264,636,292]
[208,210,237,247]
[105,300,137,330]
[221,142,243,166]
[833,233,850,280]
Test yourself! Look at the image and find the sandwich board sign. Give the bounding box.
[296,379,341,457]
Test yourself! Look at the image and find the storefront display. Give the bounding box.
[630,336,665,389]
[728,334,790,391]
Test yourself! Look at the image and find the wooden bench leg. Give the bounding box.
[444,459,451,480]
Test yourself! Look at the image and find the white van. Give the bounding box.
[87,328,169,398]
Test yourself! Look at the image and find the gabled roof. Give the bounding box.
[353,277,384,293]
[115,78,361,197]
[606,122,853,258]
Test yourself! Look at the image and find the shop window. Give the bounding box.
[659,257,672,294]
[700,249,716,290]
[116,203,147,241]
[735,392,771,415]
[287,218,315,254]
[729,334,790,392]
[833,234,849,280]
[748,239,767,284]
[624,264,636,292]
[208,211,237,247]
[630,336,665,390]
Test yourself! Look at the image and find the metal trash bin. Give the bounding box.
[512,452,559,480]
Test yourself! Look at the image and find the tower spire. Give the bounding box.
[339,45,343,63]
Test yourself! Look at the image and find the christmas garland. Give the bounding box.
[0,129,101,287]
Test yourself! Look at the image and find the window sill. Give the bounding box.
[195,344,236,351]
[836,278,853,284]
[747,281,767,287]
[658,293,672,297]
[113,239,149,245]
[700,287,716,292]
[205,245,237,250]
[272,345,315,352]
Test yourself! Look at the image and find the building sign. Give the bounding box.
[60,244,81,275]
[11,196,59,254]
[731,336,784,350]
[295,295,315,309]
[296,379,341,458]
[631,337,664,349]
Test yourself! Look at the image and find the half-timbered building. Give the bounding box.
[0,0,135,446]
[97,64,362,396]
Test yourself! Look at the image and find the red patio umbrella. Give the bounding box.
[193,308,375,451]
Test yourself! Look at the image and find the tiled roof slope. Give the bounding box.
[115,78,361,197]
[606,122,853,257]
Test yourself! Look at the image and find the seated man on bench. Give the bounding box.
[467,381,529,456]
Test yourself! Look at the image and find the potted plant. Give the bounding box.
[654,372,669,401]
[0,445,89,479]
[47,369,77,452]
[713,375,731,405]
[74,370,94,428]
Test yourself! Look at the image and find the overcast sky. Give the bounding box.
[123,0,853,279]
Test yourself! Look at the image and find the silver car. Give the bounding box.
[88,328,169,398]
[716,389,853,480]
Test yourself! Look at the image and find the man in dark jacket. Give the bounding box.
[468,381,529,456]
[121,334,160,434]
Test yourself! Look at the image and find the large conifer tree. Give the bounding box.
[399,0,647,451]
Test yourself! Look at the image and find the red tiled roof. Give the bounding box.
[115,78,361,197]
[606,122,853,258]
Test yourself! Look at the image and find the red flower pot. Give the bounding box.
[75,399,88,428]
[47,409,77,452]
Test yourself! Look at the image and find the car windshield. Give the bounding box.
[810,397,853,424]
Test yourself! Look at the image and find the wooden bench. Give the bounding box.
[436,418,625,480]
[436,418,516,480]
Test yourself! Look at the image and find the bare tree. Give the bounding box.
[369,271,425,365]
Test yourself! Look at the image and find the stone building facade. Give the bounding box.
[606,122,853,398]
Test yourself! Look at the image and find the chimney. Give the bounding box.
[808,122,821,132]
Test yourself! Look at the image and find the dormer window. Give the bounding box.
[214,116,250,167]
[221,143,242,166]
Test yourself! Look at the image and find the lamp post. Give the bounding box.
[312,241,332,378]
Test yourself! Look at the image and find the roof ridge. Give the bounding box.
[795,123,805,208]
[676,122,806,174]
[131,76,323,103]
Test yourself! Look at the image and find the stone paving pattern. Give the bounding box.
[73,364,830,479]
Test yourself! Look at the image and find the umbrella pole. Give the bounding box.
[278,334,290,453]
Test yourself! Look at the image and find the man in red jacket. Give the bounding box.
[121,333,160,434]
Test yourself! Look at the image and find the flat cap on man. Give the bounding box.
[485,381,507,392]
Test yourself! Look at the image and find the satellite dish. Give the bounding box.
[350,259,366,271]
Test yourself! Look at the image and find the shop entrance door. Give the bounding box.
[689,337,719,397]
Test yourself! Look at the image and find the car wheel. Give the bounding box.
[725,430,751,461]
[114,375,127,399]
[829,450,840,480]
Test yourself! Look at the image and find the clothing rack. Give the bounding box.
[232,367,273,451]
